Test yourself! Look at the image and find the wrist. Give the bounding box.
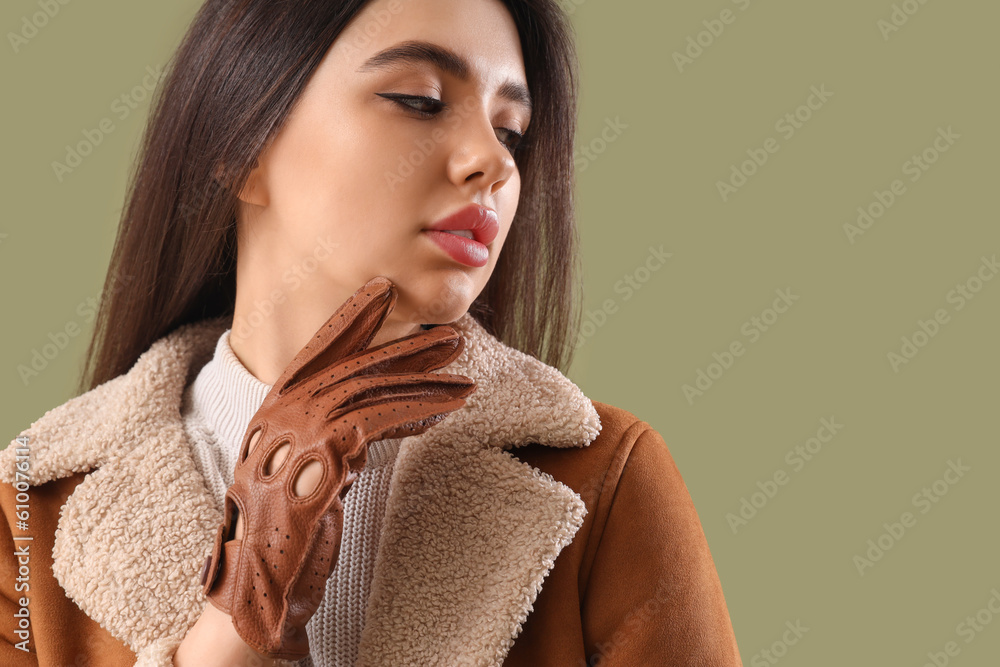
[175,602,279,667]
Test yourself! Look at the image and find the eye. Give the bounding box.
[497,127,525,154]
[377,92,445,115]
[376,93,527,156]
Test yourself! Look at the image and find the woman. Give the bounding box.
[0,0,742,665]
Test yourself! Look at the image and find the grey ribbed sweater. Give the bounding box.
[179,328,402,666]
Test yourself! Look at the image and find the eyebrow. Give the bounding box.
[357,39,533,114]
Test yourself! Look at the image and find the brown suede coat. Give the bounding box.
[0,315,742,666]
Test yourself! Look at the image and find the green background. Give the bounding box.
[2,1,998,664]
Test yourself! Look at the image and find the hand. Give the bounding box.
[198,276,476,660]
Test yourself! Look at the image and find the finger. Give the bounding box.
[317,373,476,420]
[273,277,397,394]
[367,324,466,374]
[308,328,465,397]
[336,394,470,444]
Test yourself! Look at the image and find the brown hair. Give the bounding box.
[79,0,582,395]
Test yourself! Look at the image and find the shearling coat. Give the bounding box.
[0,313,742,666]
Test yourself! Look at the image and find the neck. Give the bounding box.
[228,269,422,386]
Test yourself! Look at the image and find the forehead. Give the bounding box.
[331,0,527,89]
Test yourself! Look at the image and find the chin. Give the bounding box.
[399,279,479,325]
[403,298,470,326]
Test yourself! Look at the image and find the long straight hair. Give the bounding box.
[79,0,582,395]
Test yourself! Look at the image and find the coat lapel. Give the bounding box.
[355,313,601,666]
[0,313,602,665]
[0,318,228,657]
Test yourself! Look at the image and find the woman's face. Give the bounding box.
[236,0,530,327]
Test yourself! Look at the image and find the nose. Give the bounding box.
[445,105,518,197]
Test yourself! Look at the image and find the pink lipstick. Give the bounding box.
[422,204,500,268]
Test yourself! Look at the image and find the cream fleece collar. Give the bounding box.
[0,312,601,665]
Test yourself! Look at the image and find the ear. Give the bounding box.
[213,159,268,207]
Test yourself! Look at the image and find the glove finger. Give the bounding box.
[272,276,397,395]
[307,325,465,397]
[318,373,476,421]
[305,360,473,402]
[363,324,466,374]
[343,394,470,444]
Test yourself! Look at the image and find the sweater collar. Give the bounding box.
[0,312,602,666]
[187,329,273,465]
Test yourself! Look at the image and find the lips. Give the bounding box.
[425,204,500,246]
[422,204,500,268]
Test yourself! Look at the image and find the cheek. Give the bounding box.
[265,122,355,224]
[494,173,521,250]
[296,107,430,220]
[266,108,405,238]
[495,219,514,254]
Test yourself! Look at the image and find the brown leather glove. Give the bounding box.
[198,276,476,660]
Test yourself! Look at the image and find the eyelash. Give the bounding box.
[378,93,526,155]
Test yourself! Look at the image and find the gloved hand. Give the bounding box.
[198,276,476,660]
